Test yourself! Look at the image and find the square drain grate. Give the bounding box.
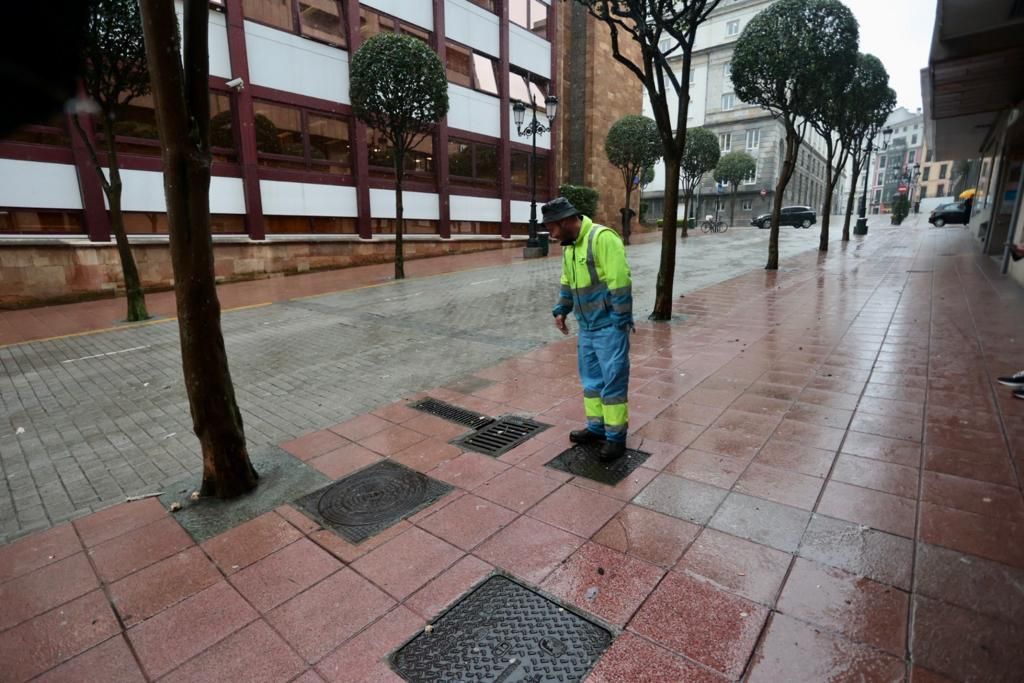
[391,574,612,682]
[293,460,451,544]
[411,397,494,430]
[545,445,650,486]
[451,416,550,457]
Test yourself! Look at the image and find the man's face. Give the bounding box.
[548,216,579,243]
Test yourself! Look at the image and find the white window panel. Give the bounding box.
[719,133,732,151]
[727,19,740,35]
[746,128,760,150]
[721,93,735,111]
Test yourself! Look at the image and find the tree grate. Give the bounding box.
[410,397,494,430]
[451,416,550,457]
[391,574,612,682]
[545,444,651,485]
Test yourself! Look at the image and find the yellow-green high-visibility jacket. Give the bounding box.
[551,216,633,331]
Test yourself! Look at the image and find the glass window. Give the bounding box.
[908,150,916,163]
[244,0,293,31]
[939,163,947,179]
[476,143,497,182]
[446,43,473,88]
[721,94,735,110]
[927,149,934,162]
[449,140,472,177]
[473,54,499,95]
[111,94,160,156]
[719,133,731,151]
[937,184,944,196]
[368,129,433,176]
[509,0,529,29]
[308,113,350,171]
[299,0,346,47]
[511,151,530,186]
[529,0,548,37]
[254,101,304,168]
[727,19,740,35]
[208,93,237,162]
[466,0,495,11]
[360,7,397,40]
[4,114,69,147]
[509,73,531,104]
[0,209,83,234]
[746,128,760,150]
[922,166,931,181]
[744,162,757,184]
[724,62,731,81]
[535,154,548,189]
[878,156,886,168]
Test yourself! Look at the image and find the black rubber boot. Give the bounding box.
[598,441,626,462]
[570,429,604,445]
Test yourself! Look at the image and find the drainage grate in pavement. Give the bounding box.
[391,574,612,682]
[293,460,451,544]
[545,445,650,485]
[411,397,494,430]
[451,416,550,457]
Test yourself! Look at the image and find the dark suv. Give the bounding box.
[752,206,817,229]
[928,202,969,227]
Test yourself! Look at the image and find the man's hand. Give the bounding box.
[554,314,569,335]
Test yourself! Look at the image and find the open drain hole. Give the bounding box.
[451,416,550,457]
[545,444,650,485]
[410,397,494,430]
[293,460,451,544]
[391,574,612,682]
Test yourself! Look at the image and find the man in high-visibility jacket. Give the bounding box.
[543,196,633,461]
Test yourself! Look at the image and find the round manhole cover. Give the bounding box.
[317,471,429,527]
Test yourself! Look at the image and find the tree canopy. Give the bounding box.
[713,151,756,190]
[680,127,720,197]
[81,0,151,114]
[605,115,662,178]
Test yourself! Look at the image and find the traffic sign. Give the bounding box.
[898,184,908,193]
[760,189,767,197]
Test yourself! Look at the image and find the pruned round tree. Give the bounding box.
[679,127,719,237]
[713,150,756,228]
[75,0,153,321]
[732,0,858,269]
[605,115,662,245]
[350,34,448,280]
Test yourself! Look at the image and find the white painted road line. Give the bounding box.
[61,345,151,364]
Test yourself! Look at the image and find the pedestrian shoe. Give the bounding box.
[570,428,605,445]
[597,441,626,462]
[997,371,1024,387]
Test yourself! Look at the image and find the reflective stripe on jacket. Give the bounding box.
[551,217,633,331]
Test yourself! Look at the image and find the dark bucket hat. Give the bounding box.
[541,197,580,224]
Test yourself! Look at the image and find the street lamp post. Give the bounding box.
[855,126,892,236]
[512,87,558,258]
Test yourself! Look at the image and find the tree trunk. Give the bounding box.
[729,184,737,227]
[140,0,256,499]
[651,154,680,320]
[395,168,405,280]
[622,185,632,245]
[101,126,150,322]
[681,192,692,241]
[842,164,860,241]
[767,127,800,270]
[819,157,834,252]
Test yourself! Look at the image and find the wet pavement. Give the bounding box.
[1,216,1022,682]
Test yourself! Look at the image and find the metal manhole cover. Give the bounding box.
[293,460,451,544]
[391,575,612,682]
[411,397,494,430]
[544,445,650,485]
[451,416,551,457]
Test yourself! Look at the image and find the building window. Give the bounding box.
[937,183,945,196]
[509,0,549,38]
[908,150,916,163]
[253,100,351,174]
[3,114,71,148]
[243,0,347,48]
[939,163,947,179]
[449,138,498,186]
[873,189,881,202]
[727,19,740,35]
[465,0,495,11]
[719,132,731,151]
[911,134,917,145]
[689,68,695,84]
[741,199,752,211]
[102,92,235,161]
[723,62,732,82]
[509,70,548,110]
[878,156,886,168]
[446,42,500,97]
[721,94,735,111]
[360,7,429,43]
[926,149,934,162]
[367,128,433,179]
[922,166,930,181]
[745,128,760,150]
[0,209,83,235]
[920,186,928,198]
[511,149,548,189]
[743,162,757,185]
[878,173,884,185]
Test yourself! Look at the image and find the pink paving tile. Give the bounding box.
[541,542,664,626]
[429,451,509,490]
[797,387,861,410]
[404,555,494,620]
[0,552,98,631]
[0,523,81,584]
[317,606,424,683]
[280,430,351,462]
[266,568,396,664]
[914,542,1024,626]
[276,504,322,534]
[73,498,167,548]
[841,430,921,468]
[623,437,686,470]
[526,483,625,538]
[746,382,803,402]
[754,438,836,478]
[920,470,1024,521]
[774,418,846,452]
[473,466,561,512]
[817,480,917,538]
[360,424,428,456]
[351,527,463,600]
[309,521,412,564]
[676,528,792,606]
[665,448,750,489]
[108,546,221,626]
[684,386,743,409]
[730,393,795,417]
[734,463,824,511]
[629,571,769,679]
[659,400,728,426]
[830,453,919,499]
[127,581,257,679]
[416,494,518,550]
[919,502,1024,569]
[495,436,548,465]
[911,666,957,683]
[592,504,700,568]
[327,414,392,441]
[587,632,729,683]
[292,670,329,683]
[571,463,659,501]
[785,402,854,430]
[201,511,305,574]
[88,516,194,583]
[308,443,382,480]
[635,417,706,447]
[850,411,923,443]
[229,538,343,612]
[160,620,306,683]
[390,438,462,473]
[777,558,908,656]
[746,613,906,683]
[403,413,474,441]
[474,516,584,584]
[923,444,1017,486]
[712,408,783,437]
[32,635,145,683]
[0,590,120,683]
[371,400,423,424]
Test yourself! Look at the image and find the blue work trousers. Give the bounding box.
[578,325,630,442]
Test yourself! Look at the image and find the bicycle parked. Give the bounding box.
[701,215,728,233]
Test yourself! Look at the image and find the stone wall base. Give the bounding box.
[0,237,521,309]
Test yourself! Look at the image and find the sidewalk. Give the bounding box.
[1,223,1021,682]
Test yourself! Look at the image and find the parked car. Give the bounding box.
[928,202,969,227]
[752,206,817,229]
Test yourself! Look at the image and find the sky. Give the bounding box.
[840,0,937,113]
